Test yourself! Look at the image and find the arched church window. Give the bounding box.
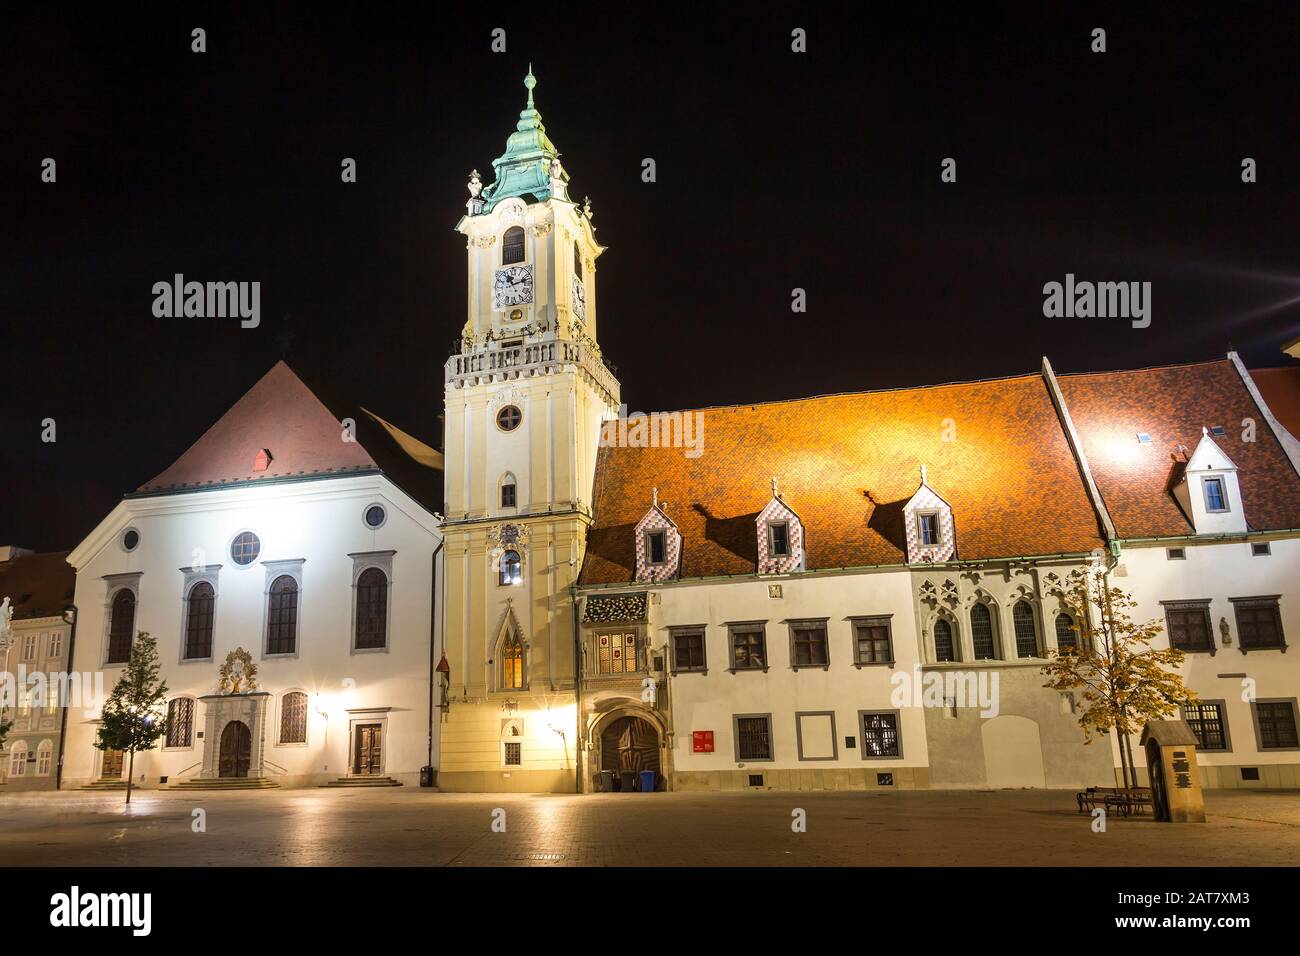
[267,575,299,655]
[499,550,522,586]
[355,567,388,650]
[106,588,136,664]
[184,581,215,660]
[970,603,997,660]
[1013,601,1039,658]
[500,473,517,508]
[500,632,524,690]
[933,619,956,662]
[503,226,525,265]
[1055,612,1078,652]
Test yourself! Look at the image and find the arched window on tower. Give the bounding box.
[499,550,522,586]
[500,632,525,690]
[503,226,526,265]
[933,619,957,662]
[106,588,136,664]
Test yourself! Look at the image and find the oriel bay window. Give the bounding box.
[728,623,767,671]
[1162,599,1215,654]
[789,619,829,668]
[596,631,639,675]
[1230,596,1286,651]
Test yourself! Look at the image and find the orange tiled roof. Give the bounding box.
[1250,366,1300,439]
[137,361,377,494]
[0,551,75,620]
[579,373,1107,585]
[1058,360,1300,538]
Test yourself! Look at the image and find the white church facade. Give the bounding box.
[60,362,444,789]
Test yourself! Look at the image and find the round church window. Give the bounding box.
[230,531,261,566]
[496,405,522,431]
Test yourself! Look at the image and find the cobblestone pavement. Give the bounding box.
[1,788,1298,866]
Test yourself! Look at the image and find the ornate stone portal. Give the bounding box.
[197,692,271,779]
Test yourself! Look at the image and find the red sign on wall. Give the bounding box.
[692,730,714,753]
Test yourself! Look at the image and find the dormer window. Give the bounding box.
[646,531,667,565]
[769,522,790,558]
[917,512,940,546]
[502,226,525,265]
[1203,477,1228,513]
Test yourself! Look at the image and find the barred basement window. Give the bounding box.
[184,581,215,660]
[1163,601,1214,653]
[933,619,957,662]
[1253,701,1299,750]
[166,698,195,748]
[1012,601,1039,657]
[106,588,136,664]
[970,604,996,660]
[1181,701,1228,751]
[280,691,308,744]
[790,622,828,667]
[735,715,773,761]
[503,741,522,766]
[1231,597,1285,651]
[267,575,299,655]
[354,567,389,649]
[860,711,901,758]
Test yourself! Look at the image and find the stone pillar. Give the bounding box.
[1140,719,1207,823]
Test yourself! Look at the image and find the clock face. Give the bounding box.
[493,265,534,310]
[571,274,587,322]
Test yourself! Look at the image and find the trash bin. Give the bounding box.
[598,770,615,792]
[639,770,656,793]
[619,770,637,792]
[419,766,435,788]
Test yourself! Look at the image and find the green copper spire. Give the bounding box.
[477,68,569,213]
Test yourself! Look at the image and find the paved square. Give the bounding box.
[1,788,1298,866]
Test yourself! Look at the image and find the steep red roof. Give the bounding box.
[1059,360,1300,538]
[579,374,1106,585]
[1251,366,1300,439]
[137,361,378,494]
[0,551,75,620]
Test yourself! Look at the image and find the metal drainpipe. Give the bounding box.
[54,604,78,791]
[427,541,444,777]
[571,583,582,794]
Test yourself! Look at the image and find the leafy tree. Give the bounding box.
[1041,567,1197,789]
[0,716,10,751]
[95,632,168,803]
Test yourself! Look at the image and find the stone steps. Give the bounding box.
[164,777,281,791]
[80,780,128,790]
[320,776,404,788]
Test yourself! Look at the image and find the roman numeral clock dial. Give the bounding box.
[493,264,534,310]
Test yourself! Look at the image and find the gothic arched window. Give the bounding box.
[1013,601,1039,658]
[499,550,522,586]
[500,632,525,690]
[503,226,525,265]
[184,581,215,660]
[933,619,957,662]
[1055,612,1078,652]
[106,588,136,664]
[267,575,299,655]
[970,603,997,660]
[355,567,388,650]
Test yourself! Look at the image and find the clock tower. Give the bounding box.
[439,69,620,792]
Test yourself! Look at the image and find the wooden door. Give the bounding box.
[219,721,252,778]
[354,724,383,775]
[101,749,124,779]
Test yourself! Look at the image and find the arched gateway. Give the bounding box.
[219,720,252,778]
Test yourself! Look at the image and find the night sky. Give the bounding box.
[5,3,1299,553]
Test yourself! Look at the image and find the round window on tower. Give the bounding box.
[496,406,522,432]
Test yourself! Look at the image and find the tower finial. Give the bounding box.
[771,476,779,498]
[652,486,659,509]
[920,463,928,484]
[524,64,536,109]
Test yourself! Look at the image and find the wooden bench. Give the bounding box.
[1077,786,1153,815]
